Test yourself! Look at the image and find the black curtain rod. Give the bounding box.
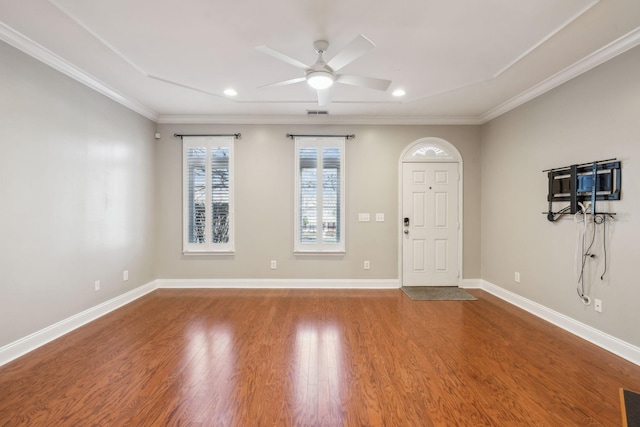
[174,133,241,139]
[286,133,355,140]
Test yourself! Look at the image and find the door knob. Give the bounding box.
[404,229,409,234]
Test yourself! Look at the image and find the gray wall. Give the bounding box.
[480,45,640,346]
[155,124,481,281]
[0,41,156,347]
[7,31,638,354]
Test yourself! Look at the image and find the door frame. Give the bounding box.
[398,137,463,287]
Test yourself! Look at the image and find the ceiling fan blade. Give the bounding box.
[326,34,375,72]
[258,77,306,89]
[335,74,391,91]
[317,89,331,107]
[255,45,310,70]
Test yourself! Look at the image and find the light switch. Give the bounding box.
[358,213,370,222]
[376,213,384,222]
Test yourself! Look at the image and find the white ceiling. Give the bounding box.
[1,0,640,124]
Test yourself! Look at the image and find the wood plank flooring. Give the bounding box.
[0,288,639,426]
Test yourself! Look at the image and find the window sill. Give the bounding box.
[182,250,235,256]
[294,251,346,256]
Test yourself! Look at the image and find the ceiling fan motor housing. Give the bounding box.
[313,40,329,53]
[307,40,335,89]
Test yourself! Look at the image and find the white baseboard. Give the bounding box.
[478,279,640,366]
[461,278,483,289]
[0,280,158,367]
[3,277,638,369]
[0,278,396,366]
[157,278,400,289]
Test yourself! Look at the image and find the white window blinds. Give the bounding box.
[294,137,345,253]
[183,136,234,253]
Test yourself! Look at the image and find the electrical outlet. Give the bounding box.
[364,260,370,270]
[123,270,129,281]
[514,272,520,283]
[595,299,602,312]
[94,280,100,291]
[270,260,277,269]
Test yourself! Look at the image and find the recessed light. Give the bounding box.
[392,89,406,97]
[224,88,238,96]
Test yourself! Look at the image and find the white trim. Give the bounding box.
[401,139,461,162]
[157,114,484,126]
[2,19,639,126]
[0,278,394,367]
[491,0,599,78]
[293,251,346,256]
[478,279,640,366]
[182,136,235,253]
[0,280,158,367]
[182,250,235,256]
[0,22,158,122]
[398,138,464,288]
[481,26,640,123]
[3,276,637,369]
[157,278,400,289]
[48,0,149,76]
[294,137,346,253]
[460,278,483,289]
[157,25,640,126]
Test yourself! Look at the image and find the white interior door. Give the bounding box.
[402,162,459,287]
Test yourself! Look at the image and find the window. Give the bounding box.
[294,137,345,253]
[183,136,234,253]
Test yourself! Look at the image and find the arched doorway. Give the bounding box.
[399,138,463,287]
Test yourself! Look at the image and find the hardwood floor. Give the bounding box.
[1,288,638,426]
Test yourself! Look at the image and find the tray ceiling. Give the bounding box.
[1,0,639,123]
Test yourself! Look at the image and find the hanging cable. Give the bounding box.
[574,208,584,288]
[600,215,608,281]
[574,205,587,302]
[578,218,597,285]
[574,203,599,305]
[575,211,609,304]
[548,205,572,222]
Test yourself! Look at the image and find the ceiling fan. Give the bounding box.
[255,34,391,107]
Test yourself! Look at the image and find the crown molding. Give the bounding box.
[491,0,599,79]
[3,18,639,127]
[0,22,159,122]
[157,24,640,127]
[480,26,640,123]
[156,114,484,126]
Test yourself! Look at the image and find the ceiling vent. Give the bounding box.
[306,110,329,115]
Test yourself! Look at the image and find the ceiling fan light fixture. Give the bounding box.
[307,71,334,90]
